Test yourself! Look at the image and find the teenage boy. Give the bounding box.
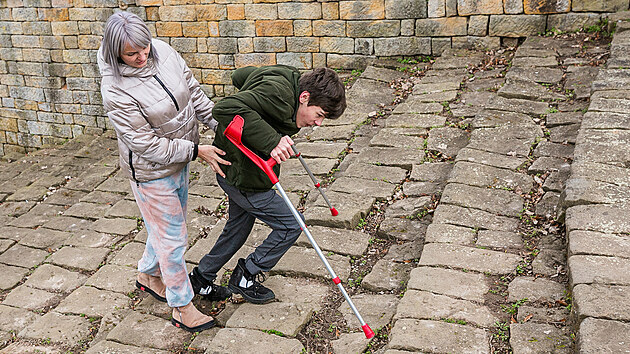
[189,65,347,304]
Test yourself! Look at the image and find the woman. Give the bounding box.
[98,11,230,332]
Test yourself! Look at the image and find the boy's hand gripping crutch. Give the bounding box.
[290,145,338,216]
[224,115,375,339]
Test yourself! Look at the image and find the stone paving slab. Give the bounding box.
[533,141,574,159]
[208,328,304,353]
[81,191,125,205]
[353,146,425,170]
[90,217,138,236]
[498,78,565,101]
[569,255,630,286]
[395,289,498,327]
[105,199,142,218]
[573,284,630,322]
[2,284,62,311]
[384,113,446,129]
[361,258,413,292]
[296,225,370,257]
[471,109,535,129]
[0,263,29,290]
[566,205,630,234]
[506,66,564,84]
[426,126,469,157]
[370,128,427,149]
[41,216,92,233]
[48,246,110,272]
[0,238,14,253]
[23,263,87,293]
[440,183,523,217]
[410,162,452,182]
[468,125,543,157]
[55,286,130,317]
[581,111,630,129]
[392,101,444,115]
[63,202,111,220]
[304,192,375,229]
[569,230,630,258]
[7,204,66,229]
[425,223,476,245]
[18,311,92,346]
[226,301,314,337]
[110,241,145,267]
[507,277,565,303]
[0,243,49,268]
[338,294,398,331]
[433,204,520,232]
[294,141,347,159]
[577,317,630,354]
[330,176,396,201]
[477,230,523,249]
[402,181,441,197]
[384,196,432,218]
[64,230,120,248]
[377,218,428,242]
[18,228,72,250]
[341,162,408,184]
[512,56,558,67]
[408,90,459,103]
[282,157,337,177]
[517,305,569,324]
[106,311,190,350]
[455,147,528,171]
[361,65,407,82]
[564,179,630,207]
[420,243,522,275]
[86,340,170,354]
[0,304,40,333]
[272,246,350,281]
[85,264,136,294]
[388,319,490,353]
[509,323,571,353]
[449,161,532,193]
[331,332,369,354]
[408,267,489,302]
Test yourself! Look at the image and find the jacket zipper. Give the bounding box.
[129,150,139,186]
[153,75,180,112]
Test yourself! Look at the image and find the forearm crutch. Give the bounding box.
[290,145,338,216]
[224,115,374,339]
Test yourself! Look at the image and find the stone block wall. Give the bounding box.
[0,0,628,156]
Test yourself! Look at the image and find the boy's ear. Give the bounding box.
[299,91,310,103]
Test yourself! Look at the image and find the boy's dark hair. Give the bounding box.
[298,67,347,119]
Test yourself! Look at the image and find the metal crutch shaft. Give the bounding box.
[223,115,374,339]
[290,145,338,216]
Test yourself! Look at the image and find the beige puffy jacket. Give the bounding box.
[98,39,217,182]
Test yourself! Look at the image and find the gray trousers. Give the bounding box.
[197,175,303,282]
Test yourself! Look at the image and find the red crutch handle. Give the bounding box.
[224,115,279,184]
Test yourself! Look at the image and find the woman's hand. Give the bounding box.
[198,145,231,178]
[270,136,294,164]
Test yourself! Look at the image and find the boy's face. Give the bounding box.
[296,91,326,128]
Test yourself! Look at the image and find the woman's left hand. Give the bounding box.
[198,145,231,178]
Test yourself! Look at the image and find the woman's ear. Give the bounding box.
[299,91,310,104]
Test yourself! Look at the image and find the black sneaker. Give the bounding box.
[189,267,231,302]
[228,258,275,304]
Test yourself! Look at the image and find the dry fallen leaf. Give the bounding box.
[523,314,533,322]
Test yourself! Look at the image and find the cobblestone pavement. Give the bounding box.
[1,27,630,354]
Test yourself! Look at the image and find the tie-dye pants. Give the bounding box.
[130,165,193,308]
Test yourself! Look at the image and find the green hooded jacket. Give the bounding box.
[212,65,301,192]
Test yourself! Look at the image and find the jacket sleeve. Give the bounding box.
[231,66,257,90]
[212,97,282,156]
[180,52,218,131]
[103,86,195,164]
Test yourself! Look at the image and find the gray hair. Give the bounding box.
[101,11,158,81]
